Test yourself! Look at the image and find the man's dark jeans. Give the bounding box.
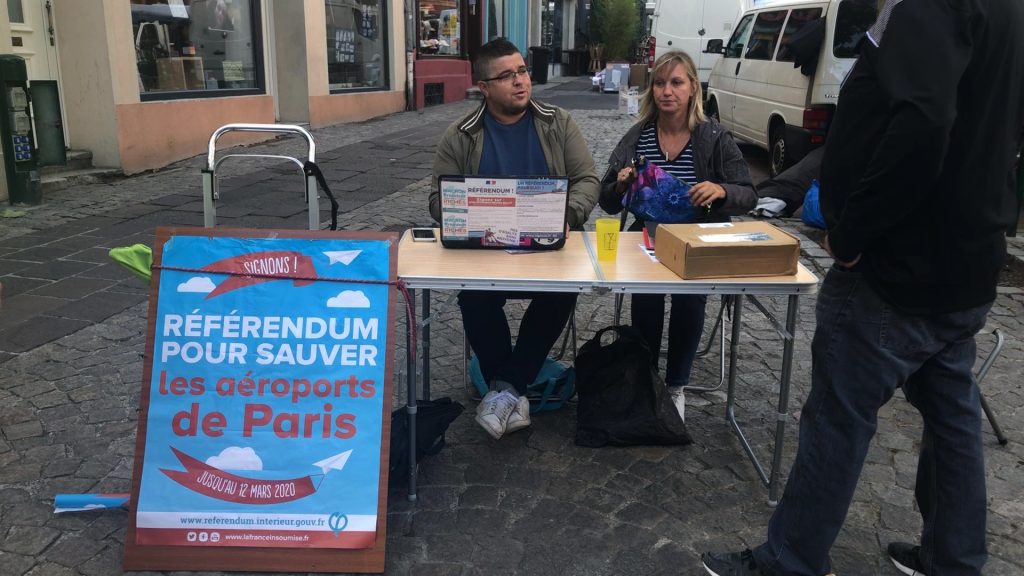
[458,290,577,395]
[753,266,991,576]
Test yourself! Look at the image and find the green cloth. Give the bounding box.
[108,244,153,283]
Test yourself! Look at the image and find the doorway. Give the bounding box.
[8,0,67,143]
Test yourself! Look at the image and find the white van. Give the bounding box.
[648,0,744,88]
[704,0,878,176]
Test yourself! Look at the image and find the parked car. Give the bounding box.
[704,0,878,176]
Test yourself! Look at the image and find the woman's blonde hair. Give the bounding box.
[637,50,706,131]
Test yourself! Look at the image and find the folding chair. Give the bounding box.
[612,291,729,393]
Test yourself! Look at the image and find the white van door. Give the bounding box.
[652,0,703,68]
[652,0,741,85]
[697,0,739,82]
[707,13,754,130]
[732,8,789,144]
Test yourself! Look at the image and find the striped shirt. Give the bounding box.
[634,122,698,186]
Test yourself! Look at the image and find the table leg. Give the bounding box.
[726,295,771,498]
[406,290,418,502]
[422,289,431,401]
[768,295,799,505]
[725,294,801,506]
[724,295,743,414]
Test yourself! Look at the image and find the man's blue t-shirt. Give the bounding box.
[478,108,549,176]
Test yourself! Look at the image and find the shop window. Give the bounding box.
[326,0,388,92]
[131,0,263,98]
[7,0,24,24]
[419,0,462,56]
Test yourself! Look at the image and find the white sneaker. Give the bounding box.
[669,386,685,422]
[505,394,531,434]
[475,390,518,439]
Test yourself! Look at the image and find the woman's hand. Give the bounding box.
[689,181,726,208]
[615,166,636,193]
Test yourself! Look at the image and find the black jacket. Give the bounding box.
[822,0,1024,313]
[599,119,756,229]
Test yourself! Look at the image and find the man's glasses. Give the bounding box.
[482,66,529,83]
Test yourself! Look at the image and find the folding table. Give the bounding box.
[397,230,819,504]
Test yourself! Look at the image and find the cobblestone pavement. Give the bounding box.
[1,77,1022,576]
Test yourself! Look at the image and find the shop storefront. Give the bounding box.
[131,0,264,97]
[325,0,388,92]
[413,0,473,109]
[310,0,405,127]
[0,1,409,175]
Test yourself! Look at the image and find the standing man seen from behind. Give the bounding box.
[430,38,599,441]
[702,1,1024,575]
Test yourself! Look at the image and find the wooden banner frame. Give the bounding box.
[124,227,397,573]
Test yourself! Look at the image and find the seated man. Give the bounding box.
[430,37,599,440]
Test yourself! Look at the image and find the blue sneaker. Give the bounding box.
[701,549,763,575]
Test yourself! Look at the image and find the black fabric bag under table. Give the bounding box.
[574,326,692,447]
[389,397,464,489]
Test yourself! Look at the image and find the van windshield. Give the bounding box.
[833,0,878,58]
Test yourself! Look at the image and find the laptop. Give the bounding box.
[437,175,570,249]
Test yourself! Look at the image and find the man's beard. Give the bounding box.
[499,100,529,117]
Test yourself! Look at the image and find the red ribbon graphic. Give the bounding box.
[161,447,317,505]
[201,251,317,299]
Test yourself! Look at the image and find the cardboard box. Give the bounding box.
[629,64,648,89]
[654,221,799,279]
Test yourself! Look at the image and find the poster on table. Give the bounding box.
[124,227,398,573]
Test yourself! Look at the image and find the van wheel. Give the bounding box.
[706,99,720,122]
[769,125,787,178]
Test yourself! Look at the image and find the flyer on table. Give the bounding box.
[135,235,391,549]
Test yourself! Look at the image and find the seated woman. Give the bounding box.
[599,50,756,414]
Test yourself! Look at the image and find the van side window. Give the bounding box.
[834,0,878,58]
[744,10,787,61]
[776,8,824,62]
[725,14,754,58]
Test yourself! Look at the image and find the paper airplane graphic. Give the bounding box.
[313,450,353,475]
[324,251,361,265]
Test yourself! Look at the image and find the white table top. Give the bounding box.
[397,230,818,295]
[396,230,597,292]
[586,232,819,295]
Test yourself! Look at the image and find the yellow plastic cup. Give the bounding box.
[596,218,620,261]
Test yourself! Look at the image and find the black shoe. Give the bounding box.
[888,542,927,576]
[701,549,763,576]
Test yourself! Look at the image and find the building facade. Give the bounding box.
[1,0,409,185]
[377,1,581,112]
[0,0,583,203]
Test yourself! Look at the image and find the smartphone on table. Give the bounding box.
[411,228,436,242]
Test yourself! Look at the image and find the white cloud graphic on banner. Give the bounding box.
[327,290,371,308]
[206,446,263,471]
[178,277,217,293]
